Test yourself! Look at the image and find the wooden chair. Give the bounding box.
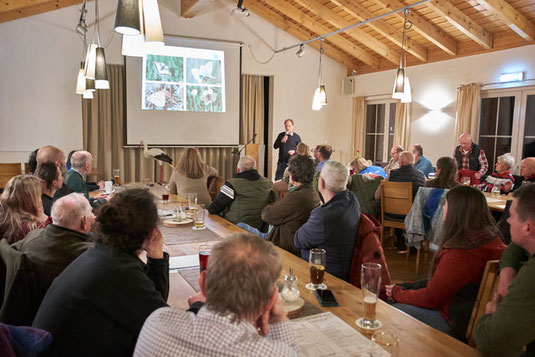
[465,260,500,346]
[379,181,413,245]
[207,176,225,201]
[0,163,22,190]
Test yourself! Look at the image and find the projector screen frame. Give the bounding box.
[123,35,243,148]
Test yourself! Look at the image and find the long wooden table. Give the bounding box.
[483,191,511,212]
[161,194,480,357]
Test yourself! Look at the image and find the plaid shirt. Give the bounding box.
[134,306,299,357]
[454,147,489,176]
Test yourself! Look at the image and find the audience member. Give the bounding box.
[453,133,488,183]
[513,157,535,190]
[36,145,72,199]
[386,186,505,339]
[272,142,312,193]
[347,172,383,217]
[425,157,460,189]
[479,153,515,194]
[263,155,321,256]
[66,149,103,191]
[12,193,93,299]
[411,144,435,177]
[313,144,332,173]
[34,161,63,216]
[384,145,403,175]
[474,185,535,356]
[168,148,218,205]
[0,175,50,244]
[208,156,272,231]
[65,150,107,208]
[134,233,298,356]
[274,119,301,180]
[66,149,77,171]
[349,157,386,178]
[32,189,169,356]
[28,149,39,174]
[294,161,360,281]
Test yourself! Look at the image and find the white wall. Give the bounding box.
[355,44,535,165]
[0,1,352,178]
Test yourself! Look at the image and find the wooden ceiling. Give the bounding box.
[2,0,534,74]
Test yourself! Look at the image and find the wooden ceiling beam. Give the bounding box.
[262,0,379,68]
[292,0,401,65]
[181,0,216,18]
[370,0,458,56]
[0,0,86,23]
[243,0,362,70]
[428,0,493,49]
[475,0,535,40]
[330,0,427,62]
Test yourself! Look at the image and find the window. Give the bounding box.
[364,101,396,164]
[479,86,535,172]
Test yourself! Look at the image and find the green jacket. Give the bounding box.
[347,174,383,217]
[66,169,106,209]
[474,246,535,356]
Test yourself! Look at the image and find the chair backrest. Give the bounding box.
[207,176,225,201]
[465,260,500,344]
[380,181,413,219]
[0,163,22,190]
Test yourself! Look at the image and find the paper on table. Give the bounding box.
[291,312,390,357]
[485,197,502,203]
[169,255,199,270]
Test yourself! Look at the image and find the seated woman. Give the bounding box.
[385,186,506,340]
[168,148,218,205]
[34,161,63,216]
[479,153,515,194]
[425,157,460,189]
[32,188,169,356]
[349,157,386,178]
[0,174,50,244]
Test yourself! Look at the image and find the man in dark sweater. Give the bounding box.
[273,119,301,180]
[474,184,535,356]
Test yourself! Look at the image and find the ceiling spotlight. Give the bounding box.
[296,44,305,58]
[231,0,250,17]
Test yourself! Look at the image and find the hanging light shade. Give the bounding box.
[75,69,87,94]
[400,77,412,103]
[82,91,94,99]
[86,77,96,92]
[122,33,145,57]
[94,47,109,89]
[319,84,327,106]
[142,0,165,46]
[84,43,98,80]
[114,0,141,35]
[393,68,405,98]
[312,88,322,111]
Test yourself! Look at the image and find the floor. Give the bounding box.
[383,243,430,284]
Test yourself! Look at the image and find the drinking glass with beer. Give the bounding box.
[306,248,327,290]
[491,185,501,198]
[113,169,120,186]
[360,262,382,329]
[188,193,198,217]
[198,242,212,272]
[193,204,206,230]
[462,176,471,186]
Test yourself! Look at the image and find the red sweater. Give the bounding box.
[392,238,506,321]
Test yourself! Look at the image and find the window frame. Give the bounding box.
[364,99,397,164]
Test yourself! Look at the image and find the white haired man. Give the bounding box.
[294,161,361,281]
[134,233,298,356]
[207,155,272,231]
[65,150,107,208]
[13,193,94,297]
[479,153,515,194]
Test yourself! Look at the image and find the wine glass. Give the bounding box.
[306,248,327,290]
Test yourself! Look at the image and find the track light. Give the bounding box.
[296,44,305,58]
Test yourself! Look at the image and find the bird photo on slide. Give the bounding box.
[139,140,173,184]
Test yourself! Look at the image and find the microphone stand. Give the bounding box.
[235,133,257,156]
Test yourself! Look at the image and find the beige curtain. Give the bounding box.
[455,83,481,140]
[350,96,366,158]
[394,100,411,150]
[240,75,264,145]
[82,64,236,182]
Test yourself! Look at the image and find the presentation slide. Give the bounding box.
[125,36,241,147]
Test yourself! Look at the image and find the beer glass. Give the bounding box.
[188,193,198,217]
[491,185,501,198]
[371,330,399,357]
[306,248,327,290]
[361,262,382,329]
[113,169,120,186]
[462,176,471,186]
[193,204,206,230]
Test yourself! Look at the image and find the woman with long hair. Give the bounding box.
[385,186,506,340]
[426,156,460,189]
[0,174,50,244]
[168,148,218,205]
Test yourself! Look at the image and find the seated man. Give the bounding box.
[314,144,333,173]
[294,161,361,281]
[65,151,107,208]
[37,145,72,200]
[207,156,272,231]
[13,193,93,298]
[474,185,535,356]
[513,157,535,190]
[411,144,435,177]
[134,233,299,356]
[384,145,403,176]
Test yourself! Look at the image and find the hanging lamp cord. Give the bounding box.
[400,9,412,69]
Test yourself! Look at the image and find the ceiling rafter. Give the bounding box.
[475,0,535,40]
[262,0,379,68]
[0,0,87,23]
[243,0,362,69]
[330,0,428,62]
[371,0,458,55]
[291,0,401,65]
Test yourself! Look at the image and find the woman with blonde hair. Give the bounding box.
[349,157,386,178]
[168,148,218,205]
[0,174,51,244]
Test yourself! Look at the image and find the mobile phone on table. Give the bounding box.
[315,289,338,307]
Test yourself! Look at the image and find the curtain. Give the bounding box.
[350,96,366,158]
[455,83,481,140]
[240,75,264,145]
[82,64,237,183]
[394,100,411,150]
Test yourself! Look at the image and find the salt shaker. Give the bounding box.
[280,273,300,304]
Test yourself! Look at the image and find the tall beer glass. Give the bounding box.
[306,248,327,290]
[361,262,382,329]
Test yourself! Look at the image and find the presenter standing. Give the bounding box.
[273,119,301,180]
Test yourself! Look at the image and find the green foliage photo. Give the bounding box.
[145,54,183,82]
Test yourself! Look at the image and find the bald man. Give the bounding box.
[65,151,107,208]
[37,145,73,200]
[513,157,535,190]
[453,133,488,182]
